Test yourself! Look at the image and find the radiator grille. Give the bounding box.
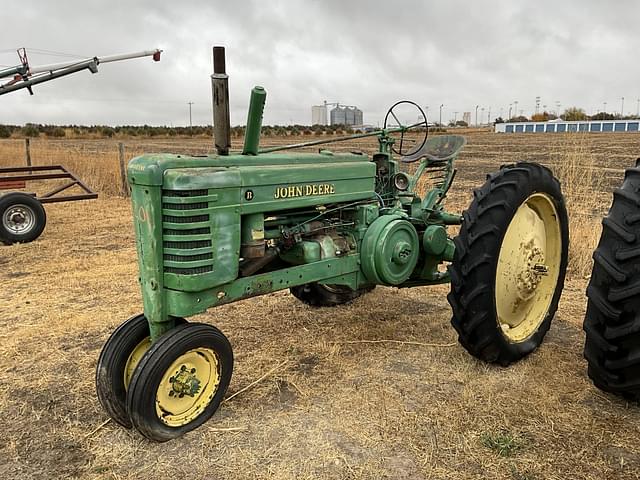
[163,189,208,197]
[164,265,214,275]
[163,227,210,236]
[163,214,209,223]
[164,253,213,262]
[162,201,208,210]
[162,189,214,276]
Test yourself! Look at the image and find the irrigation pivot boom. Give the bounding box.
[0,47,162,244]
[0,48,162,96]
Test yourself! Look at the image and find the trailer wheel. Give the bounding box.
[584,166,640,400]
[0,192,46,244]
[96,314,185,428]
[127,322,233,442]
[448,163,568,366]
[290,283,375,307]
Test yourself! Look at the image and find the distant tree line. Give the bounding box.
[504,107,631,123]
[0,123,358,139]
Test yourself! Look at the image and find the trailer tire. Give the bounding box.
[448,162,568,366]
[290,283,375,307]
[96,315,185,428]
[127,322,233,442]
[584,165,640,401]
[0,192,46,244]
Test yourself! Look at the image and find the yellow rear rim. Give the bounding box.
[155,348,221,427]
[495,193,562,343]
[124,337,151,390]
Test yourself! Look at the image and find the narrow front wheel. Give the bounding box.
[127,323,233,442]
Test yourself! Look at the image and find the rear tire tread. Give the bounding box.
[585,166,640,400]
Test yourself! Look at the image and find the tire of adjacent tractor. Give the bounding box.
[95,315,185,428]
[584,165,640,401]
[126,322,233,442]
[290,283,375,307]
[0,192,46,245]
[448,162,569,366]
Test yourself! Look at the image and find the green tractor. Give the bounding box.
[96,48,569,441]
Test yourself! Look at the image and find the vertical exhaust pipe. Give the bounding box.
[211,46,230,155]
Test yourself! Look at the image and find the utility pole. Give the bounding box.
[488,107,491,124]
[513,100,518,119]
[555,101,561,117]
[188,101,194,135]
[439,104,444,126]
[475,105,479,126]
[621,97,625,118]
[453,111,458,125]
[508,104,512,120]
[480,107,485,126]
[604,101,607,115]
[535,96,541,115]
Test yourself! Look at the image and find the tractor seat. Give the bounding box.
[401,135,467,163]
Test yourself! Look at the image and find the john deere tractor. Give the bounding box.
[96,48,569,441]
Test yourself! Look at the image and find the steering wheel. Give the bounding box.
[383,100,428,159]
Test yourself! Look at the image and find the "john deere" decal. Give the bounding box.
[274,183,335,199]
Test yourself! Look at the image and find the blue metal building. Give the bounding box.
[495,120,640,133]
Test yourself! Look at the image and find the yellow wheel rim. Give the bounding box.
[155,348,221,427]
[495,193,562,343]
[124,337,151,390]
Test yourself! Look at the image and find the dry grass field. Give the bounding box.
[1,131,640,479]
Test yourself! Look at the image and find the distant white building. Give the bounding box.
[311,105,327,125]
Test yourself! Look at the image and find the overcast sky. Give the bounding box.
[1,1,639,127]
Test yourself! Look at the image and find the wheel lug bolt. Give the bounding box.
[191,368,196,373]
[180,365,186,371]
[169,377,174,383]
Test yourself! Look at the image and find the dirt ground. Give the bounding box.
[1,132,640,479]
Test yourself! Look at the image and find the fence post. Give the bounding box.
[25,138,32,167]
[118,142,129,197]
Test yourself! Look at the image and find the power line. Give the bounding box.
[20,48,88,59]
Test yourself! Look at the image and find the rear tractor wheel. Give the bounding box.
[584,163,640,401]
[448,162,569,366]
[290,283,375,307]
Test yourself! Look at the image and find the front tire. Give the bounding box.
[584,165,640,400]
[0,192,46,244]
[127,323,233,442]
[448,163,569,366]
[290,283,375,307]
[96,315,185,428]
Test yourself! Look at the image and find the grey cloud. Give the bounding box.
[2,0,639,126]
